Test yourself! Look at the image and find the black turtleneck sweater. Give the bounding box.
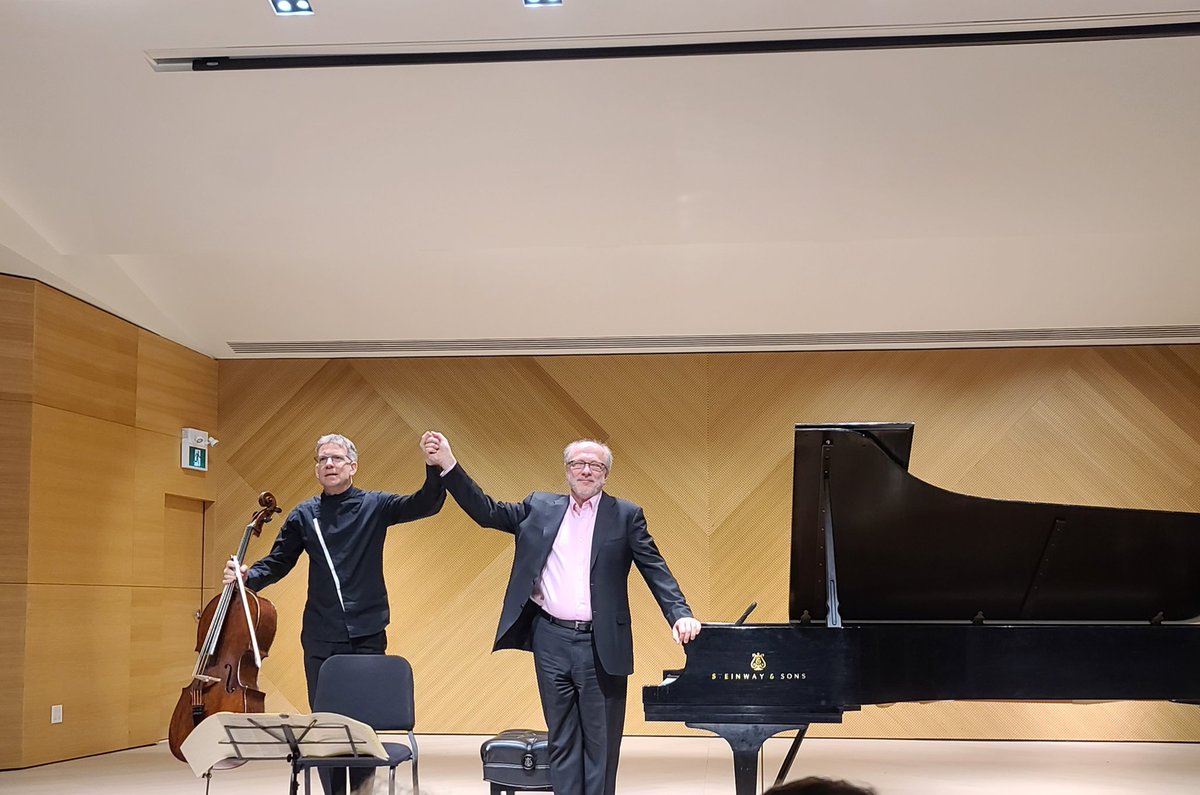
[245,465,445,641]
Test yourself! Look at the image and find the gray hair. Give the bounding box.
[316,433,359,463]
[563,439,613,471]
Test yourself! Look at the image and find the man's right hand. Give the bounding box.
[421,430,457,472]
[223,559,248,585]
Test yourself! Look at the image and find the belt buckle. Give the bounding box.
[572,620,588,631]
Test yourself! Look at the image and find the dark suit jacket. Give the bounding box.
[443,463,692,676]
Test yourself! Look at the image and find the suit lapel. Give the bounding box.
[537,495,570,568]
[591,493,618,570]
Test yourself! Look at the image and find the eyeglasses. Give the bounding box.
[567,460,608,474]
[315,454,352,466]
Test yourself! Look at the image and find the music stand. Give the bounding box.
[180,711,388,794]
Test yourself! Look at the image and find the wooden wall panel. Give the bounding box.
[132,429,214,588]
[0,275,34,586]
[215,346,1200,741]
[0,401,29,769]
[19,583,199,766]
[153,494,206,591]
[218,359,326,455]
[129,584,208,747]
[0,274,34,402]
[1,277,34,769]
[31,283,137,425]
[6,283,216,768]
[0,399,32,583]
[22,584,132,765]
[134,329,217,436]
[0,584,28,769]
[27,404,136,586]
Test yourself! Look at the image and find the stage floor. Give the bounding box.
[2,734,1198,794]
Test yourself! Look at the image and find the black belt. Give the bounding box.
[538,607,592,632]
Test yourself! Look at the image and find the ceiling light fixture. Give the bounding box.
[523,0,563,7]
[271,0,314,15]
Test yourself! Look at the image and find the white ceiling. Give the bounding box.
[2,1,1199,359]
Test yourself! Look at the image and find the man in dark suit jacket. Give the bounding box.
[422,431,701,795]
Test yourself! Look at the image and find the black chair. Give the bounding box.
[298,654,420,795]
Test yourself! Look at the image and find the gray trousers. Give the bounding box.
[531,614,627,795]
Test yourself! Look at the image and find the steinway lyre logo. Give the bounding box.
[750,652,767,672]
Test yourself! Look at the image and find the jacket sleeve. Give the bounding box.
[629,506,693,626]
[442,463,531,535]
[381,464,447,524]
[244,508,306,592]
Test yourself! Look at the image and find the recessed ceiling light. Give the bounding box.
[271,0,314,15]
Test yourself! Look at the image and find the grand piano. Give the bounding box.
[643,423,1200,794]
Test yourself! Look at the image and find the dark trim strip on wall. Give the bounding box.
[184,20,1200,72]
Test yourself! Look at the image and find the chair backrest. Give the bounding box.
[313,654,415,732]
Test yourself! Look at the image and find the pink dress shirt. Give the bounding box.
[532,493,600,621]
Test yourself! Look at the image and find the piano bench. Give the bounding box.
[481,729,552,795]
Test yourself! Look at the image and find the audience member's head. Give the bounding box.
[765,776,877,795]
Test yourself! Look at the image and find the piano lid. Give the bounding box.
[789,423,1200,623]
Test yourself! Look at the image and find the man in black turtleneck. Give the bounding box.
[223,432,445,794]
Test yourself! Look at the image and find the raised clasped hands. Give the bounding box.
[421,430,456,471]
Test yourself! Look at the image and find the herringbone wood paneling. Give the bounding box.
[214,346,1200,741]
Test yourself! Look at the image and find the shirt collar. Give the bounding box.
[570,492,601,515]
[321,485,359,503]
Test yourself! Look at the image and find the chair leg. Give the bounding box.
[388,764,396,795]
[409,730,420,795]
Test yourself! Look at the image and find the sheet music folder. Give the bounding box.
[180,711,387,778]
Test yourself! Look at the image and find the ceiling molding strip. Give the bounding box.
[225,324,1200,358]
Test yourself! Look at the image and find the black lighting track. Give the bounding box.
[191,20,1200,71]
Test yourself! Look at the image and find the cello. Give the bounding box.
[168,492,281,762]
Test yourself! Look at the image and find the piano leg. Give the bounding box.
[773,725,809,787]
[688,723,807,795]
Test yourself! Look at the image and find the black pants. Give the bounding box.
[303,631,387,795]
[530,614,627,795]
